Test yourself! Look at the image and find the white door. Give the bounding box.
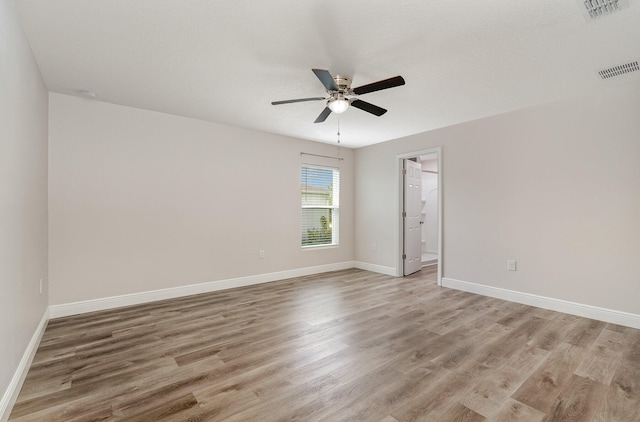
[403,159,422,275]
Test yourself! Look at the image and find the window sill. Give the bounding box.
[301,244,339,251]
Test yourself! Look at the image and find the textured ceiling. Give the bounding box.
[14,0,640,148]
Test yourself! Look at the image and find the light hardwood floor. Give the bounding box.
[9,267,640,421]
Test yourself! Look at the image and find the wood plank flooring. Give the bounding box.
[9,267,640,421]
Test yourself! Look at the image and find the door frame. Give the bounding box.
[396,147,442,285]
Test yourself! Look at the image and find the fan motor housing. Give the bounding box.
[333,75,352,90]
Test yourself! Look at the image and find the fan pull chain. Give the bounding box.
[337,117,341,144]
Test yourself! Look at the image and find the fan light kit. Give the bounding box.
[272,69,405,123]
[328,95,349,114]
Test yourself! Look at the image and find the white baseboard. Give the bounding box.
[354,261,397,277]
[49,262,357,319]
[0,308,49,422]
[442,277,640,330]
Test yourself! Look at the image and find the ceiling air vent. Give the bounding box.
[580,0,629,20]
[596,60,639,80]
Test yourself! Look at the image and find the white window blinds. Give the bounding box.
[301,165,340,247]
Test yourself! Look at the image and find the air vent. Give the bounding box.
[580,0,629,20]
[596,60,640,80]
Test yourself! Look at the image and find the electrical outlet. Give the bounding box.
[507,260,517,271]
[259,250,265,259]
[39,278,43,294]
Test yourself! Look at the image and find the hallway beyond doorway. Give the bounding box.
[422,252,438,266]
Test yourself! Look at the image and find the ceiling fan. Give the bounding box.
[271,69,405,123]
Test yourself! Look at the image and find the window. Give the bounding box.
[301,165,339,247]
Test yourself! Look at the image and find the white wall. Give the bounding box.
[355,81,640,315]
[48,93,354,305]
[0,0,49,415]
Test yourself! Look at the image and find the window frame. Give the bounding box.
[300,164,340,248]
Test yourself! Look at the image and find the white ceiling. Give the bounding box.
[14,0,640,148]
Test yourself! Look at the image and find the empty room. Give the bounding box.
[2,0,640,421]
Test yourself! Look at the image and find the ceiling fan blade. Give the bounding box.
[314,107,332,123]
[271,97,325,105]
[312,69,338,91]
[353,75,405,95]
[351,99,387,116]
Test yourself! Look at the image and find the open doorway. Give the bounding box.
[397,148,442,285]
[420,153,439,267]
